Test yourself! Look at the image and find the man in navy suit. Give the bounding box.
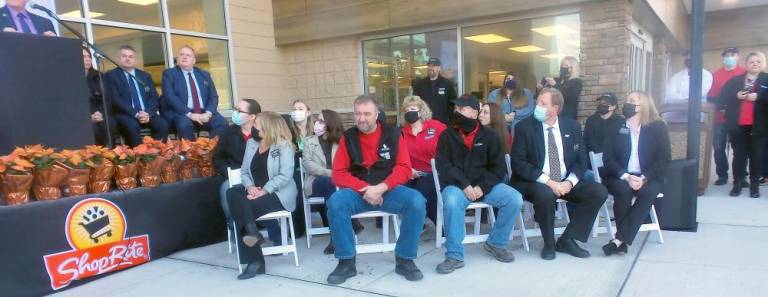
[510,88,607,261]
[105,45,169,147]
[1,0,56,36]
[161,45,227,140]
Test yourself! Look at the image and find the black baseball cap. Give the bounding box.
[427,57,441,66]
[453,95,480,111]
[722,47,739,56]
[596,93,618,105]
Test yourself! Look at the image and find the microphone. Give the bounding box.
[31,3,55,17]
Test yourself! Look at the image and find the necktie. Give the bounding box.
[17,13,32,34]
[188,72,202,113]
[547,127,562,182]
[127,75,143,113]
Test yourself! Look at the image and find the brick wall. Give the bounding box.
[578,0,632,122]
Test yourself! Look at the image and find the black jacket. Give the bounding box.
[411,76,457,125]
[510,117,586,183]
[583,112,624,154]
[0,6,55,35]
[603,120,670,183]
[557,77,582,120]
[717,72,768,135]
[212,125,254,176]
[86,69,111,115]
[435,124,506,194]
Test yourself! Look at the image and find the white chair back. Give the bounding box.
[227,167,242,187]
[588,151,604,183]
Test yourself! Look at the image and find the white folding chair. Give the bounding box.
[504,154,530,252]
[298,157,330,248]
[589,151,664,244]
[351,210,400,254]
[227,168,299,273]
[587,152,615,239]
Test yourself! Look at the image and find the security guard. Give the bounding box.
[411,57,457,125]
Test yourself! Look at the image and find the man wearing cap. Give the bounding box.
[411,57,457,125]
[583,93,624,178]
[708,47,746,186]
[433,94,523,273]
[0,0,55,36]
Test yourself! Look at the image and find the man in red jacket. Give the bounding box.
[709,47,746,186]
[325,95,426,285]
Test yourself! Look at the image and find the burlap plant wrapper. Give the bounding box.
[1,174,34,206]
[32,164,69,200]
[89,161,115,193]
[161,158,181,184]
[196,154,214,177]
[115,162,138,190]
[139,158,165,188]
[179,158,197,180]
[64,168,90,197]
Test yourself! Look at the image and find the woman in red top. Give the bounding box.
[718,52,768,198]
[400,95,446,224]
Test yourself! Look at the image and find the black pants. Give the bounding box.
[512,180,607,247]
[712,122,729,179]
[115,114,169,147]
[604,178,662,245]
[405,173,438,224]
[730,126,764,181]
[227,185,284,264]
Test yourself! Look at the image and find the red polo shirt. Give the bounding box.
[401,119,447,172]
[709,66,746,123]
[331,125,412,192]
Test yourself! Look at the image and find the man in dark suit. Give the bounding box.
[510,88,607,260]
[105,45,169,147]
[161,45,227,140]
[1,0,55,36]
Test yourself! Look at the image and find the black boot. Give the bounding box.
[243,222,264,247]
[237,245,266,280]
[750,180,760,198]
[730,179,743,197]
[395,256,423,281]
[327,257,357,284]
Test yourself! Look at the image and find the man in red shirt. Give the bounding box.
[709,47,746,185]
[325,95,426,285]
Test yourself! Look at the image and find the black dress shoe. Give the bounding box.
[602,241,627,256]
[540,245,556,260]
[714,177,727,186]
[730,180,743,197]
[327,257,357,284]
[242,223,265,247]
[237,262,266,280]
[395,256,423,281]
[750,181,760,198]
[556,237,591,258]
[323,241,335,255]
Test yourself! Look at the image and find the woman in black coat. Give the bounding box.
[557,56,583,120]
[718,52,768,198]
[602,91,670,256]
[82,47,114,146]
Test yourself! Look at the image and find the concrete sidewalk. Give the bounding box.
[51,185,768,297]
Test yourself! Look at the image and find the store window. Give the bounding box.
[461,14,580,101]
[362,29,458,118]
[92,25,168,87]
[171,35,233,109]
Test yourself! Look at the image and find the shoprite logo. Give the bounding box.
[43,198,150,290]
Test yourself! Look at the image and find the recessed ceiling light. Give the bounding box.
[367,62,390,68]
[117,0,159,6]
[531,25,577,36]
[509,45,546,53]
[464,34,511,44]
[413,65,428,69]
[540,53,567,59]
[61,10,104,18]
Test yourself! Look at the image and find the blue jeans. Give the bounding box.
[441,184,523,261]
[326,186,426,260]
[220,180,282,244]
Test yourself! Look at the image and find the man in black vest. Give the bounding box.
[325,95,426,284]
[412,57,457,125]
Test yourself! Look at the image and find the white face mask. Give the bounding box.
[291,110,307,122]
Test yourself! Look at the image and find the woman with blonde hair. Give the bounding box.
[288,99,314,152]
[718,52,768,198]
[226,111,297,280]
[601,91,670,256]
[400,95,446,224]
[557,56,583,120]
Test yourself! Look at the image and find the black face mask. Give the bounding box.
[560,67,570,78]
[454,110,478,133]
[404,111,420,124]
[622,103,638,119]
[597,104,610,115]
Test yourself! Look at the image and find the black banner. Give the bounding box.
[0,177,226,297]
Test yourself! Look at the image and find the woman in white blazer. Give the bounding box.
[226,111,297,280]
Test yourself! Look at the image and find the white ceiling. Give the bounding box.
[683,0,768,13]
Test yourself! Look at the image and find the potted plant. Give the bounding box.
[111,145,138,190]
[192,137,219,178]
[25,145,68,201]
[135,137,164,188]
[178,139,196,180]
[58,149,93,197]
[0,148,35,205]
[85,145,116,193]
[160,139,182,184]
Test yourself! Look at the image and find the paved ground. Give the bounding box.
[50,184,768,297]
